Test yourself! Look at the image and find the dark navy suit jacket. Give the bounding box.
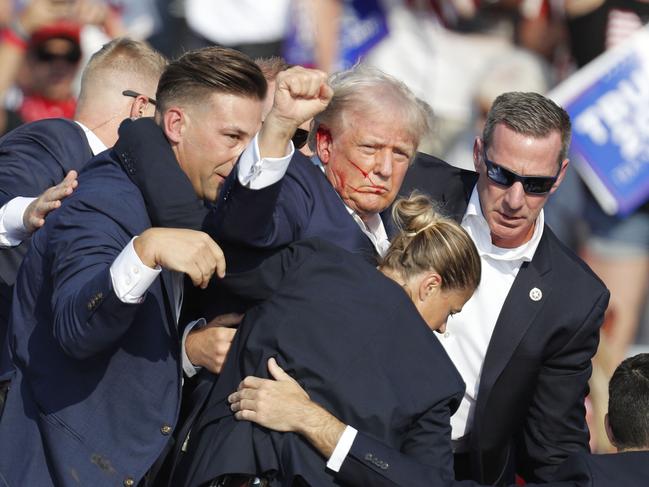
[210,150,381,271]
[336,432,648,487]
[178,239,464,487]
[0,151,182,487]
[0,119,93,363]
[397,154,609,485]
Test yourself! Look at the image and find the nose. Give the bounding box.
[502,181,526,210]
[373,150,393,178]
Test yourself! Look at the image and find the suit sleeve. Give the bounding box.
[0,120,89,206]
[399,389,463,480]
[515,290,610,482]
[46,184,148,360]
[208,153,313,250]
[221,239,319,301]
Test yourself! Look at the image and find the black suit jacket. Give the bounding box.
[0,118,93,377]
[336,432,647,487]
[177,239,465,487]
[398,154,610,485]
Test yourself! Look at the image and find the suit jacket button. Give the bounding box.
[123,478,134,487]
[160,424,172,435]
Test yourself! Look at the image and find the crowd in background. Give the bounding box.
[1,0,648,459]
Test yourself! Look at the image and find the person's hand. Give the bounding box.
[259,67,333,158]
[23,170,77,234]
[185,312,243,374]
[229,358,346,458]
[269,66,332,130]
[19,0,76,34]
[133,228,226,287]
[228,357,312,432]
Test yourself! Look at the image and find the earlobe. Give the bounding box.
[315,126,332,164]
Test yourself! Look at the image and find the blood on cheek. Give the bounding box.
[345,158,383,193]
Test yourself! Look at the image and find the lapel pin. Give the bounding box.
[529,287,542,302]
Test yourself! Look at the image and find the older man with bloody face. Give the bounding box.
[210,64,432,268]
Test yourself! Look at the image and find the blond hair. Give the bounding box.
[381,193,481,292]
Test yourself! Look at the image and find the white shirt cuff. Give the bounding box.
[326,425,358,472]
[181,317,205,377]
[237,133,294,189]
[110,237,161,303]
[0,197,36,247]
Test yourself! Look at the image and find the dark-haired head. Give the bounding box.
[607,353,649,450]
[156,47,267,202]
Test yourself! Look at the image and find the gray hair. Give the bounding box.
[482,92,571,166]
[308,64,434,155]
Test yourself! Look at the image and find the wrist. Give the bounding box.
[132,233,158,269]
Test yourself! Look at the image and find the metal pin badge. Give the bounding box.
[529,287,542,302]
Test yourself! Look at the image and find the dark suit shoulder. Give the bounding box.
[0,118,87,159]
[400,153,477,223]
[554,451,649,487]
[542,225,607,293]
[0,118,91,203]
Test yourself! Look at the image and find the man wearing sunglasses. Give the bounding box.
[390,91,610,486]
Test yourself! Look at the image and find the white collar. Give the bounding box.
[75,121,108,156]
[463,186,543,262]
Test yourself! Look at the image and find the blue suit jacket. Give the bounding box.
[178,239,464,487]
[0,119,93,367]
[337,433,648,487]
[0,152,182,487]
[210,150,381,271]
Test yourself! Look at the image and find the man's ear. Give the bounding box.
[473,137,483,173]
[128,95,153,119]
[161,107,185,144]
[549,158,569,195]
[604,413,619,450]
[315,126,333,164]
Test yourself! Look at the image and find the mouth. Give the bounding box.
[496,211,523,225]
[349,185,388,194]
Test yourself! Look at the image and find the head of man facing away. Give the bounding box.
[607,353,649,451]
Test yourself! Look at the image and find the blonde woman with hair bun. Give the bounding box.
[179,193,481,487]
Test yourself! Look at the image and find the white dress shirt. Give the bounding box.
[0,121,106,247]
[438,187,543,451]
[326,186,545,469]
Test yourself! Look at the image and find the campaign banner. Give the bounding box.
[283,0,388,71]
[549,25,649,216]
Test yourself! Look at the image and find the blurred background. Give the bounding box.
[1,0,648,454]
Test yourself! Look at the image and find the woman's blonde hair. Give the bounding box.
[381,192,481,292]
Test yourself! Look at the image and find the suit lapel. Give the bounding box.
[473,232,553,435]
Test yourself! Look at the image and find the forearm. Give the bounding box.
[295,400,346,458]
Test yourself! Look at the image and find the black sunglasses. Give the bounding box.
[292,128,309,149]
[34,44,82,64]
[122,90,157,106]
[482,147,559,195]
